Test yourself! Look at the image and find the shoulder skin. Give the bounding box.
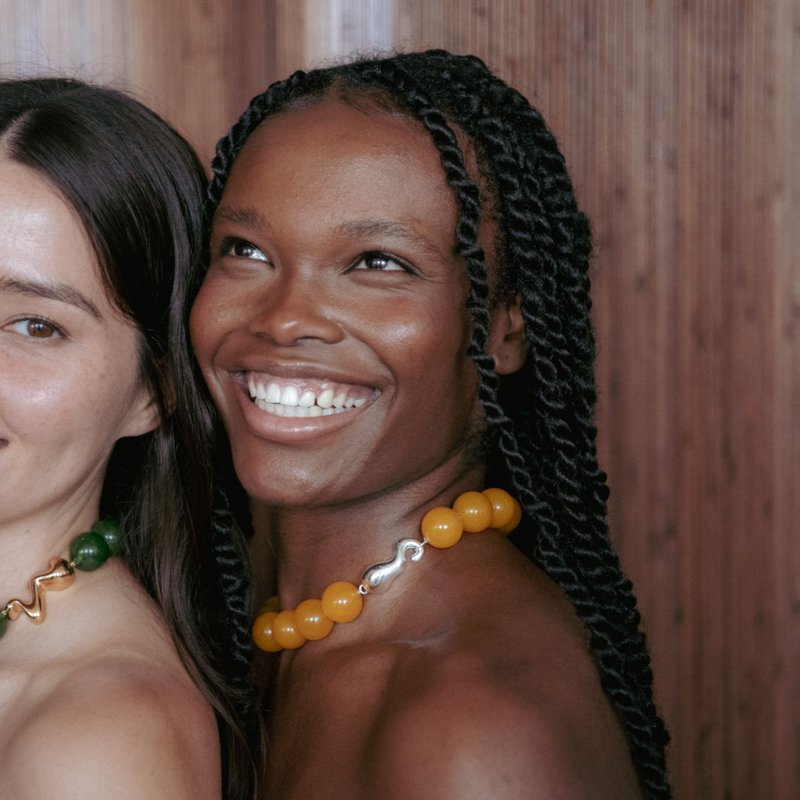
[365,653,644,800]
[2,655,221,800]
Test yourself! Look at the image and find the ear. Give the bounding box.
[121,359,176,439]
[120,384,162,438]
[486,294,529,376]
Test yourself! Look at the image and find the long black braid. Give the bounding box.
[203,50,670,799]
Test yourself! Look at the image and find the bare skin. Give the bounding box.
[0,160,219,799]
[192,97,643,799]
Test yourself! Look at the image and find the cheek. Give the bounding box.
[190,273,238,370]
[0,345,142,453]
[372,294,477,424]
[379,292,472,373]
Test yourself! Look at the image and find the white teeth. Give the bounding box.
[248,373,374,419]
[281,385,299,406]
[298,390,316,408]
[265,383,281,403]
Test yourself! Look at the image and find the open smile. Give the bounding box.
[230,370,380,443]
[245,371,375,418]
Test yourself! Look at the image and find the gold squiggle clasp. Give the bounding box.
[3,558,75,625]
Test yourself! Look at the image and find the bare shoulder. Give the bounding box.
[367,647,642,800]
[364,545,644,800]
[3,653,220,800]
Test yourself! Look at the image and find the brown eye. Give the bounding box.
[27,320,56,338]
[351,252,408,272]
[229,239,269,262]
[8,319,61,339]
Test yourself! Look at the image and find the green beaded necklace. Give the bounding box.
[0,518,122,640]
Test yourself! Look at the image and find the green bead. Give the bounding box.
[70,531,110,572]
[91,518,123,557]
[0,612,6,640]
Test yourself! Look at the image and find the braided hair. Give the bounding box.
[201,50,671,799]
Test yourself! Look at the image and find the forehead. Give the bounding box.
[220,98,458,236]
[0,159,95,280]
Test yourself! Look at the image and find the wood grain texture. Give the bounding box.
[275,0,393,75]
[1,2,797,797]
[0,0,277,162]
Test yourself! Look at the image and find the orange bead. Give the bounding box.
[295,599,335,640]
[265,595,281,612]
[421,506,464,549]
[482,488,516,529]
[272,609,308,650]
[321,581,363,623]
[252,611,283,653]
[498,498,523,534]
[452,491,494,532]
[257,595,281,616]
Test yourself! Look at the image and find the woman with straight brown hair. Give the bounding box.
[0,78,258,799]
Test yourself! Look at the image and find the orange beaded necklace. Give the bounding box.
[252,488,522,653]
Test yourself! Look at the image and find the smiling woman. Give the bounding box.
[0,79,258,800]
[188,51,671,800]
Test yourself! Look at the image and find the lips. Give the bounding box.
[223,365,380,443]
[246,371,375,418]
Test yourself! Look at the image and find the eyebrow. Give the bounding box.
[334,219,444,260]
[0,276,102,319]
[216,206,446,261]
[214,205,271,231]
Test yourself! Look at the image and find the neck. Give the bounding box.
[0,488,101,621]
[251,456,487,610]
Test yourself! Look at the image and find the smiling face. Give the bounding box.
[0,158,159,528]
[191,97,496,507]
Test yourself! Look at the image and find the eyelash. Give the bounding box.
[220,237,270,262]
[221,237,414,276]
[348,251,413,274]
[6,317,66,340]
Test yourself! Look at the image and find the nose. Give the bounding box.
[249,272,344,347]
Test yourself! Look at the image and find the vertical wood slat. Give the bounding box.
[274,0,393,76]
[0,0,277,162]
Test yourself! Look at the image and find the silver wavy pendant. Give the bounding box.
[360,538,426,594]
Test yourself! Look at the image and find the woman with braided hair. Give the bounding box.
[190,50,670,799]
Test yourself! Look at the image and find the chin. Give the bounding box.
[232,449,348,509]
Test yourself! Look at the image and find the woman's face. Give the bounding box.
[191,98,489,506]
[0,159,158,526]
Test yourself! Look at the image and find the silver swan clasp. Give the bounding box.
[360,538,426,594]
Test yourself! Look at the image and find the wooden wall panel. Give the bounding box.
[0,0,277,161]
[1,2,797,798]
[274,0,393,76]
